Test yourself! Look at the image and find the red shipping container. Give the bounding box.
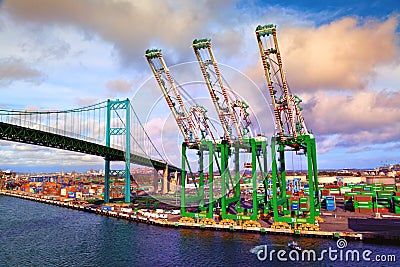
[321,190,330,196]
[352,188,364,192]
[374,207,390,213]
[357,208,373,213]
[324,185,340,189]
[354,196,372,201]
[344,196,352,201]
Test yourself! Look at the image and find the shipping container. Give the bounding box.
[357,208,373,213]
[321,189,330,196]
[354,195,372,202]
[384,186,396,191]
[393,196,400,214]
[326,205,336,211]
[374,207,390,212]
[360,191,375,196]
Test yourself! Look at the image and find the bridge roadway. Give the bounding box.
[0,122,180,173]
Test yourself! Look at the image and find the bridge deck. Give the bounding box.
[0,122,180,172]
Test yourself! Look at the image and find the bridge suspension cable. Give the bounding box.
[0,100,171,166]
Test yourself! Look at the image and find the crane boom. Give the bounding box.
[192,39,247,144]
[255,24,308,143]
[145,49,200,147]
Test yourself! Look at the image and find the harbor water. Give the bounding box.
[0,195,399,266]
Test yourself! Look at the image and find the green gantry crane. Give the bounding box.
[255,24,320,226]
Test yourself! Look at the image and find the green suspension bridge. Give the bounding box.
[0,99,180,203]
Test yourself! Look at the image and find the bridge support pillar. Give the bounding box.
[124,99,131,203]
[153,169,159,193]
[162,165,168,194]
[106,98,131,204]
[173,171,178,191]
[104,159,110,203]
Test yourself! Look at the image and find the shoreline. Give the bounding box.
[2,190,399,245]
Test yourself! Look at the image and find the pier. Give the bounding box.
[0,190,372,242]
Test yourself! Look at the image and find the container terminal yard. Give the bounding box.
[1,24,400,245]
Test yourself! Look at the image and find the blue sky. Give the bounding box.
[0,0,399,172]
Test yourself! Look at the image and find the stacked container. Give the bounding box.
[354,195,373,213]
[321,195,335,210]
[291,198,299,213]
[320,189,330,197]
[325,196,336,211]
[344,192,357,201]
[384,185,396,192]
[340,186,352,195]
[300,197,309,212]
[393,196,400,214]
[375,191,392,212]
[363,185,372,191]
[372,185,383,192]
[303,185,309,195]
[329,187,340,195]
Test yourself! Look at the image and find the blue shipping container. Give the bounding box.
[291,204,299,210]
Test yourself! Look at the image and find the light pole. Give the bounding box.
[375,191,381,219]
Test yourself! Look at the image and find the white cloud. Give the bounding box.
[105,79,133,96]
[279,17,399,91]
[0,58,44,85]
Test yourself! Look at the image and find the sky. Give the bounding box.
[0,0,399,172]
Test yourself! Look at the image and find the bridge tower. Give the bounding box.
[105,99,131,203]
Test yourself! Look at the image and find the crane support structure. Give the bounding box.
[256,24,320,226]
[255,25,308,143]
[192,39,269,221]
[146,48,222,219]
[192,39,251,145]
[145,49,201,148]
